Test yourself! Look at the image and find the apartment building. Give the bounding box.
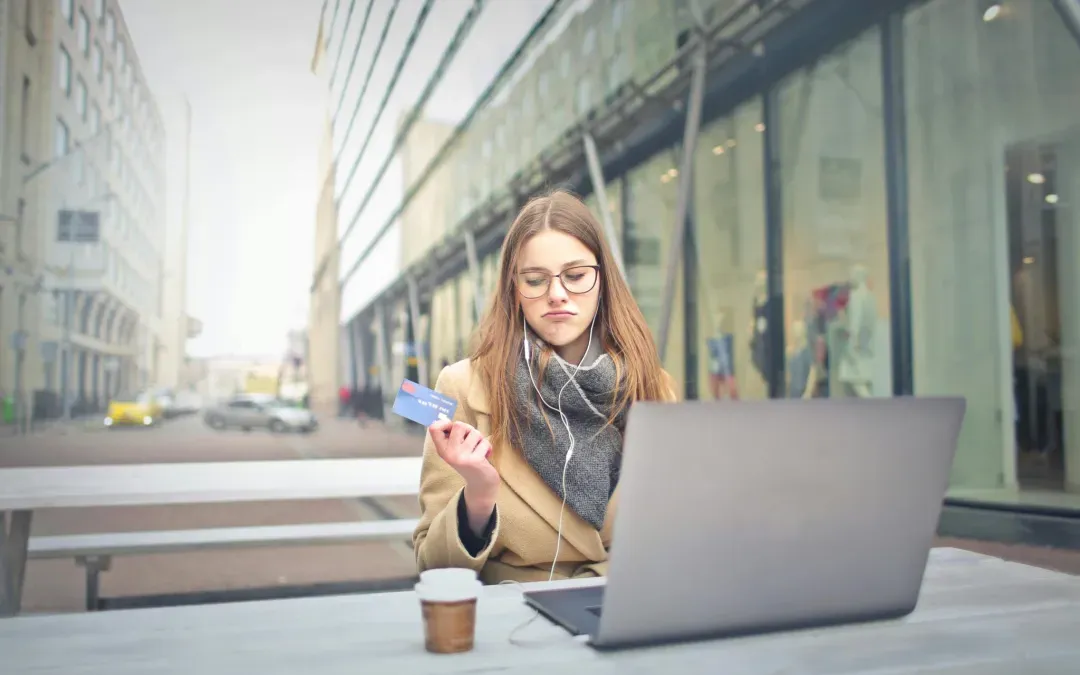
[0,0,167,423]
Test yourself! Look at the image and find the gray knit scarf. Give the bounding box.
[511,338,626,530]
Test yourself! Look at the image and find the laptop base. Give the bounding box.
[526,583,917,651]
[522,585,605,638]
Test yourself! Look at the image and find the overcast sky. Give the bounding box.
[121,0,554,358]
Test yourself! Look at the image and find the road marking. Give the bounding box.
[284,433,414,565]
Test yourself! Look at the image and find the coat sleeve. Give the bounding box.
[412,364,501,574]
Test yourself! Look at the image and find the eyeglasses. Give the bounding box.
[516,265,600,299]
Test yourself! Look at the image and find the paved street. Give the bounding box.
[2,414,424,614]
[2,413,1077,616]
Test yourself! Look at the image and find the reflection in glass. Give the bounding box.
[905,0,1080,501]
[692,99,766,400]
[625,150,685,389]
[778,28,890,400]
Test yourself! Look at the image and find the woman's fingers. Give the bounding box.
[432,420,494,469]
[449,421,471,449]
[473,438,493,460]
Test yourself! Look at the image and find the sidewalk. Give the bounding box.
[0,415,105,438]
[293,415,424,459]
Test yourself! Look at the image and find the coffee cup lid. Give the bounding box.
[415,580,481,603]
[419,568,479,585]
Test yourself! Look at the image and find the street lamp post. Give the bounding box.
[61,238,76,420]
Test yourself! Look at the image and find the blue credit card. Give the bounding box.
[391,378,458,427]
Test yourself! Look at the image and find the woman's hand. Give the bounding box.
[428,420,499,534]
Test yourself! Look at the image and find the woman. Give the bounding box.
[413,189,676,584]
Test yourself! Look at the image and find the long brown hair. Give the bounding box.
[472,189,669,451]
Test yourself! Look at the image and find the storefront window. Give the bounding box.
[692,99,767,400]
[778,28,891,401]
[625,149,686,390]
[584,177,624,251]
[905,0,1080,503]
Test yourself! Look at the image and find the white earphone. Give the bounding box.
[522,301,598,581]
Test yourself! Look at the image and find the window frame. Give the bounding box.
[58,46,73,96]
[54,118,70,160]
[77,8,91,54]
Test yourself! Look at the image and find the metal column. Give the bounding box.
[463,230,485,322]
[0,510,34,617]
[61,245,77,420]
[1051,0,1080,47]
[582,132,625,276]
[406,275,429,387]
[881,13,913,396]
[345,320,359,390]
[375,302,393,402]
[657,39,708,361]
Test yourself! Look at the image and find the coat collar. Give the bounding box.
[464,360,609,561]
[466,365,490,415]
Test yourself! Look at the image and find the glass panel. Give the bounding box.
[693,98,767,400]
[54,119,69,159]
[778,27,890,401]
[78,9,90,53]
[76,77,87,119]
[905,0,1080,506]
[583,177,624,257]
[625,149,685,390]
[58,47,71,94]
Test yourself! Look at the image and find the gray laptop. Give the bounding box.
[523,396,966,650]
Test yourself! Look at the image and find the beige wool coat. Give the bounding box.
[412,358,676,584]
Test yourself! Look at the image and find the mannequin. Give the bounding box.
[706,310,739,400]
[787,320,815,399]
[748,270,771,384]
[837,264,876,397]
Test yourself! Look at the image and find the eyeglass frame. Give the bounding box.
[515,264,601,299]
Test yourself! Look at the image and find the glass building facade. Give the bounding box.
[341,0,1080,515]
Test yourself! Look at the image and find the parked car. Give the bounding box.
[202,394,317,434]
[105,391,165,428]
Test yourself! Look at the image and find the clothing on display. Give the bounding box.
[707,334,734,377]
[837,265,877,397]
[706,334,739,400]
[785,320,815,398]
[805,283,851,398]
[749,296,776,381]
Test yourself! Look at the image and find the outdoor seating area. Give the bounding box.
[0,457,423,617]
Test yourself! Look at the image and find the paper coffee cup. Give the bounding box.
[419,568,479,586]
[417,579,481,654]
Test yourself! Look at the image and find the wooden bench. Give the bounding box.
[28,518,419,611]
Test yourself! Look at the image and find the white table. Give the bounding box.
[2,548,1078,674]
[0,457,422,616]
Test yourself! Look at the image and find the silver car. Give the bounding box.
[203,394,318,434]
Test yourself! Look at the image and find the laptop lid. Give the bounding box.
[592,396,965,649]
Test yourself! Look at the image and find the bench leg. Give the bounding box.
[75,556,112,612]
[0,510,34,617]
